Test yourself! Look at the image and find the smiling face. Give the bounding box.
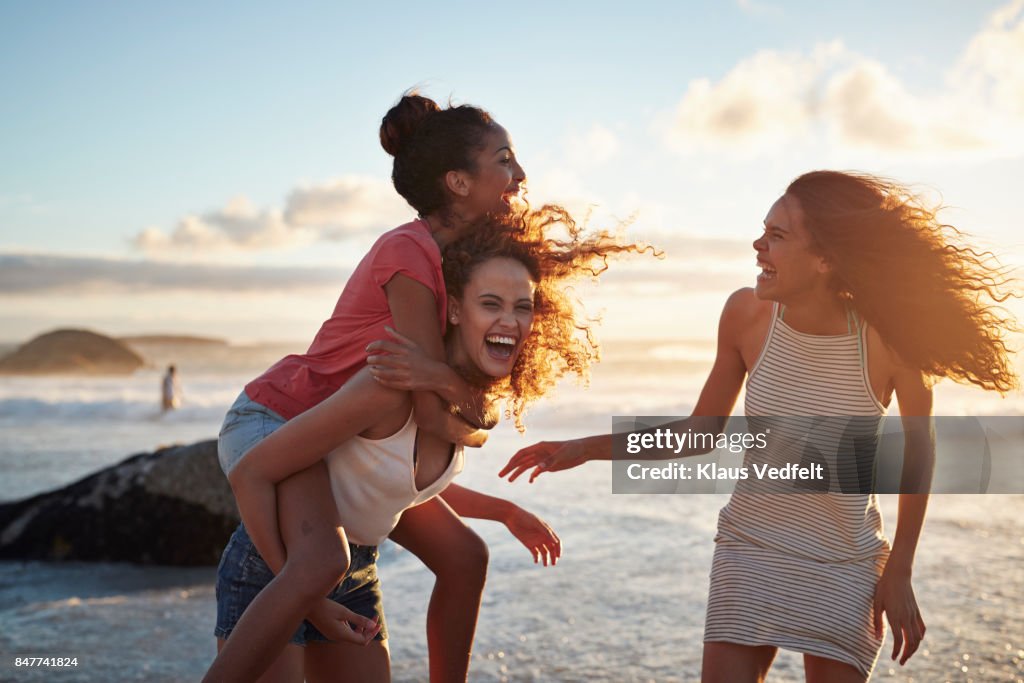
[448,124,526,221]
[752,194,832,302]
[447,256,536,379]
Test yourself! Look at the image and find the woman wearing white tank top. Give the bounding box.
[210,209,651,682]
[501,171,1018,682]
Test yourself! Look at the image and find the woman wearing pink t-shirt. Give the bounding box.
[206,93,554,682]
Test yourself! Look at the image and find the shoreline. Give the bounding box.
[1,481,1021,681]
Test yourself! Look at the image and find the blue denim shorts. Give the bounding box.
[218,391,288,475]
[214,524,387,644]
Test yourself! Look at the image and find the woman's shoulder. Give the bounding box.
[717,289,773,362]
[369,218,441,262]
[863,323,901,376]
[380,217,434,243]
[722,287,771,323]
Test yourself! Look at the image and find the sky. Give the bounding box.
[2,0,1023,344]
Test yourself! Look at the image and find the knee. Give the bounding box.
[440,530,489,584]
[465,532,489,575]
[285,527,351,597]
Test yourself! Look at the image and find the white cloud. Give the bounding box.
[525,123,627,222]
[527,166,591,210]
[644,233,752,262]
[133,196,302,254]
[564,124,620,166]
[953,0,1024,120]
[133,176,412,255]
[662,1,1024,159]
[284,176,411,239]
[0,253,348,294]
[663,42,845,156]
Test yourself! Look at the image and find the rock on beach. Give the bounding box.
[0,328,144,375]
[0,439,238,565]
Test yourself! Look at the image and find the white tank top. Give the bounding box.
[325,411,464,546]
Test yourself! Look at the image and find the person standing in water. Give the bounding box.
[161,364,181,411]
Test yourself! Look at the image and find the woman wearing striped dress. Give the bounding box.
[500,171,1018,682]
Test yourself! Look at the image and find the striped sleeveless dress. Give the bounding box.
[704,303,890,676]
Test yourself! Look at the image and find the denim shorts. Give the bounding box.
[214,524,387,644]
[218,391,288,475]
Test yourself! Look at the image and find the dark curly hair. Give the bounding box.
[380,92,496,217]
[786,170,1019,393]
[443,205,661,429]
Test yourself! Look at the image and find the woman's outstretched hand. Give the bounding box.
[873,565,926,665]
[366,326,445,391]
[505,506,562,566]
[307,598,382,646]
[499,440,588,483]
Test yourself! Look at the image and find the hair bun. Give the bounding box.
[380,93,441,157]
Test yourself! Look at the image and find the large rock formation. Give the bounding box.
[0,329,144,375]
[119,335,227,346]
[0,440,239,566]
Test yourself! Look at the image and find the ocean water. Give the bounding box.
[1,340,1022,682]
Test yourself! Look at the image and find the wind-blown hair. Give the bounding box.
[443,206,660,429]
[786,170,1019,393]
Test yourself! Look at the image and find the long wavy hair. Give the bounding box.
[443,205,660,429]
[786,170,1019,393]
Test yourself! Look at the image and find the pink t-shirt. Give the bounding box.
[245,218,446,420]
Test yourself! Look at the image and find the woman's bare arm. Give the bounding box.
[440,483,561,566]
[227,370,406,574]
[499,288,752,482]
[873,364,933,665]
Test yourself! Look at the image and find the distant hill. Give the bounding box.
[0,329,144,375]
[120,335,227,346]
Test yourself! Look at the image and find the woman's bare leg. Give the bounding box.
[388,497,489,683]
[803,653,867,683]
[215,638,304,683]
[204,461,350,682]
[701,642,777,683]
[304,638,391,683]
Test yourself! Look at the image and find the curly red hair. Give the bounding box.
[443,205,660,429]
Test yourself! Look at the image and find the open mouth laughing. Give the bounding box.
[757,261,777,283]
[485,334,518,360]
